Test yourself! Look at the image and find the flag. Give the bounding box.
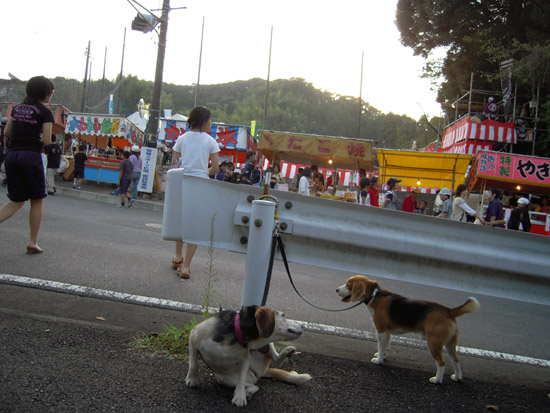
[251,120,256,139]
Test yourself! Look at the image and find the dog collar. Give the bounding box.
[364,286,381,306]
[235,313,248,347]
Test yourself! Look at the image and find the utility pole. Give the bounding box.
[263,26,273,131]
[357,51,364,138]
[101,47,107,97]
[80,41,91,112]
[194,16,205,107]
[117,28,126,114]
[147,0,170,147]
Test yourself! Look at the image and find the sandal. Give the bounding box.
[26,245,44,254]
[176,265,191,279]
[171,257,183,269]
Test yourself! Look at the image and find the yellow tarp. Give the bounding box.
[376,149,472,189]
[259,131,373,170]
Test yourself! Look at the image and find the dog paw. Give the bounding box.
[429,376,443,384]
[232,393,248,407]
[185,377,198,388]
[371,356,383,365]
[280,346,297,357]
[451,374,462,382]
[295,373,313,385]
[245,385,259,398]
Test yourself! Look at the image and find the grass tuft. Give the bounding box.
[130,319,198,361]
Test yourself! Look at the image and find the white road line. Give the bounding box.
[2,273,549,368]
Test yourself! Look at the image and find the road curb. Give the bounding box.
[55,185,164,212]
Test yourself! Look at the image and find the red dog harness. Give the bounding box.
[235,313,247,346]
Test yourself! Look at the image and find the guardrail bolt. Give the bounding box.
[285,201,292,209]
[241,216,250,224]
[247,195,255,203]
[240,236,248,244]
[280,222,288,231]
[254,219,262,228]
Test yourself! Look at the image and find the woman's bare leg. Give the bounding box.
[0,200,24,223]
[28,198,44,248]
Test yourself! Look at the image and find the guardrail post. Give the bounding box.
[241,199,276,307]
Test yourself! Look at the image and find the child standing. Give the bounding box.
[72,145,87,190]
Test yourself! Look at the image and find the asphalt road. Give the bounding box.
[1,184,550,411]
[1,185,550,360]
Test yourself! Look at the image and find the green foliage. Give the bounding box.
[3,74,439,150]
[396,0,550,156]
[131,320,197,361]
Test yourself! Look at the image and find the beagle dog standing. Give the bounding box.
[336,275,480,384]
[185,305,312,407]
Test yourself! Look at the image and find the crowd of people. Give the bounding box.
[377,177,538,232]
[201,153,545,235]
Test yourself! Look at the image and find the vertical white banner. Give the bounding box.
[138,147,158,193]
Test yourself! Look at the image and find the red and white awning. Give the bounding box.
[442,117,516,152]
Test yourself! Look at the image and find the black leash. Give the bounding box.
[273,233,365,312]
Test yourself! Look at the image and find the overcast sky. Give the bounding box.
[2,0,442,120]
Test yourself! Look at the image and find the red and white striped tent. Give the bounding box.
[441,117,516,154]
[237,160,363,187]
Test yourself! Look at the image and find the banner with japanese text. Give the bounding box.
[158,119,248,150]
[65,113,144,145]
[259,131,372,161]
[475,151,550,187]
[138,147,158,193]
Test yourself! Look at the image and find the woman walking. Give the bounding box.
[0,76,55,254]
[171,106,219,279]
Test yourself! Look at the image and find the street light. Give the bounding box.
[131,13,159,33]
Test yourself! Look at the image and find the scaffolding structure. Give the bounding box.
[442,73,542,155]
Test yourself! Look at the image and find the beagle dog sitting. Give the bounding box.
[185,305,312,407]
[336,275,479,384]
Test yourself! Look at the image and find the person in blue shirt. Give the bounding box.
[485,188,506,228]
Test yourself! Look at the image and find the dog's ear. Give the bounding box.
[255,307,276,338]
[368,280,380,296]
[350,279,367,302]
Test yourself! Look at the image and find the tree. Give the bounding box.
[2,75,430,151]
[396,0,550,156]
[396,0,550,103]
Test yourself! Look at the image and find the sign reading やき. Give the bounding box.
[476,151,550,186]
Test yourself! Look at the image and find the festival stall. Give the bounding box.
[158,118,255,164]
[466,150,550,235]
[257,130,373,200]
[440,117,517,154]
[65,112,145,149]
[64,113,145,183]
[376,149,472,194]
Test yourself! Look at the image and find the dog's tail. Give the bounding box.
[449,297,480,318]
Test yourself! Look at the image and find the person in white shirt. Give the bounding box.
[170,106,220,279]
[451,184,486,223]
[299,167,312,196]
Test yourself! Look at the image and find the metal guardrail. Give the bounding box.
[162,170,550,305]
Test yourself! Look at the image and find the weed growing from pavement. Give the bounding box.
[131,214,219,361]
[131,321,198,360]
[203,212,218,318]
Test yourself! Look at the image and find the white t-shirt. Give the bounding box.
[299,176,310,196]
[172,131,220,178]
